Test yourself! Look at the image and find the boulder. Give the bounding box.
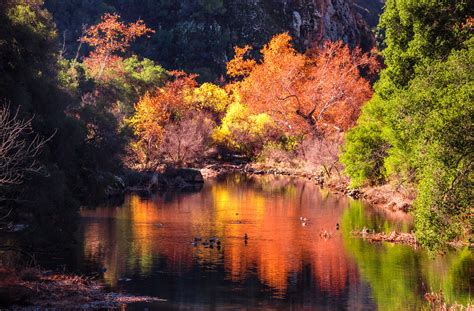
[139,168,205,193]
[164,168,204,184]
[105,174,126,198]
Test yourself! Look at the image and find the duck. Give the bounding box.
[320,230,331,239]
[336,223,340,230]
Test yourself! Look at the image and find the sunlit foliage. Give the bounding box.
[186,83,231,120]
[229,33,378,137]
[213,102,278,157]
[129,72,199,169]
[81,13,154,80]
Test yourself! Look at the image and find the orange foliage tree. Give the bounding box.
[230,33,379,137]
[81,13,154,80]
[226,45,257,79]
[129,72,197,169]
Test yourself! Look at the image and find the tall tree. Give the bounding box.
[230,33,378,137]
[81,13,154,80]
[341,0,473,251]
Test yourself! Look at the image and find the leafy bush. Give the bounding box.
[341,120,389,187]
[213,102,279,158]
[185,83,230,120]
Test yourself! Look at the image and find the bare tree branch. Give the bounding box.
[0,103,54,189]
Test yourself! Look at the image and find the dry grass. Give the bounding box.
[424,290,474,311]
[360,183,416,212]
[352,230,419,247]
[0,267,165,309]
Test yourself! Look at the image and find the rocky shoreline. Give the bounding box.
[200,162,413,213]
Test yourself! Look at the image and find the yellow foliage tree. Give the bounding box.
[213,101,277,157]
[186,83,230,119]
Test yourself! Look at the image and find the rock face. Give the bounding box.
[46,0,378,80]
[239,0,374,49]
[353,0,385,28]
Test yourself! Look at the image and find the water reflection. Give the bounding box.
[79,174,472,309]
[342,202,473,310]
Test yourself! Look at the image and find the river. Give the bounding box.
[75,173,472,310]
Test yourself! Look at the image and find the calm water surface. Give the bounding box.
[77,174,472,310]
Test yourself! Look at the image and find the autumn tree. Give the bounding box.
[213,102,279,158]
[230,33,378,137]
[129,72,198,169]
[185,83,232,121]
[81,13,154,80]
[226,45,257,80]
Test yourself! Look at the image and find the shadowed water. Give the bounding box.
[77,174,472,310]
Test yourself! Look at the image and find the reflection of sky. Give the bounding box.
[79,174,472,309]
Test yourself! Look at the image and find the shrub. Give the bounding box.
[161,112,214,166]
[341,121,389,188]
[300,136,343,177]
[213,102,279,158]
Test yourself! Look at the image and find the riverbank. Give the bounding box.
[0,267,165,309]
[200,161,414,213]
[351,230,470,250]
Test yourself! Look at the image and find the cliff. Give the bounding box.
[45,0,381,80]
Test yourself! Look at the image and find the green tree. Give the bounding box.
[376,0,472,96]
[341,0,473,251]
